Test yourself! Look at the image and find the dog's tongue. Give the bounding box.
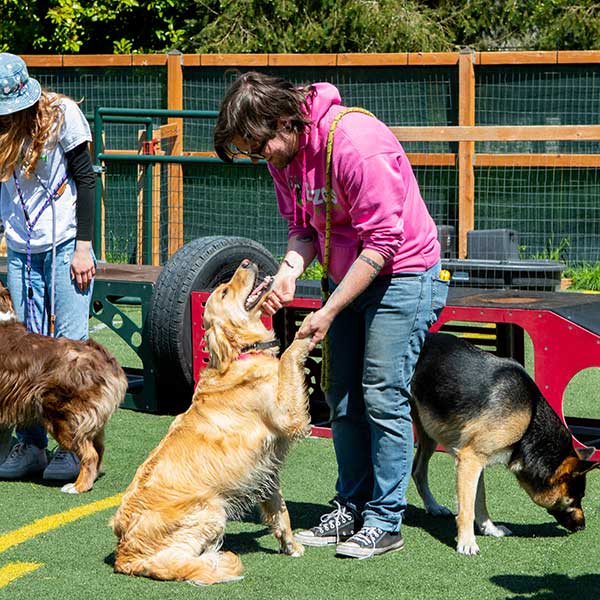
[245,276,273,309]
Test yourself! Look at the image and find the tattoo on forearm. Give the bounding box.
[359,255,383,272]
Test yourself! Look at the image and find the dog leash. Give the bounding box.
[13,169,68,336]
[320,107,375,392]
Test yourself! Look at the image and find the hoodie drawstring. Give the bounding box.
[291,133,309,229]
[301,147,307,228]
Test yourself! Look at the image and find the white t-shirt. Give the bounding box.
[0,95,92,253]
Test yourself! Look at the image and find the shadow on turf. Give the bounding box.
[403,504,570,550]
[100,499,572,570]
[490,573,600,600]
[0,470,105,489]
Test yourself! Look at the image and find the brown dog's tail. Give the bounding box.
[115,549,244,585]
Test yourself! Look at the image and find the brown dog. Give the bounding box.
[0,281,127,493]
[111,259,312,585]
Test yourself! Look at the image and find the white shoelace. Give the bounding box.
[317,500,352,542]
[349,526,384,560]
[7,442,27,459]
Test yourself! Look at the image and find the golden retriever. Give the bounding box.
[111,259,312,585]
[0,281,127,493]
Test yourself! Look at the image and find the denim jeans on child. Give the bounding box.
[7,238,94,448]
[325,262,448,533]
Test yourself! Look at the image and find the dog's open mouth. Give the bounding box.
[244,275,274,311]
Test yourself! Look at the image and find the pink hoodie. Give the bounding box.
[268,83,440,284]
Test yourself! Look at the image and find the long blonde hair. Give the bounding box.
[0,90,67,182]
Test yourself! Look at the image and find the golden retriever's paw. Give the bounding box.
[298,312,314,330]
[287,336,311,360]
[281,539,305,557]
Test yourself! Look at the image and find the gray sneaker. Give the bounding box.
[43,448,80,482]
[336,526,404,559]
[0,442,48,479]
[294,502,359,547]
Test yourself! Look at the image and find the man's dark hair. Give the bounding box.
[214,71,314,163]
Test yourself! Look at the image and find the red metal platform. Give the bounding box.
[191,287,600,461]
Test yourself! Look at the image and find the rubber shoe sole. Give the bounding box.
[294,530,353,547]
[336,536,405,559]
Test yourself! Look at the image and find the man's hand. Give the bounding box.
[295,306,335,351]
[261,271,297,315]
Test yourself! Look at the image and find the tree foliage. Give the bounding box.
[1,0,600,54]
[181,0,452,53]
[434,0,600,51]
[0,0,194,54]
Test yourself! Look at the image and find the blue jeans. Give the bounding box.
[325,262,448,532]
[7,238,94,448]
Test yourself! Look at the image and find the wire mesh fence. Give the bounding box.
[4,56,595,276]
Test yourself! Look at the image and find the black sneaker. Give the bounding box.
[294,502,359,547]
[0,442,48,479]
[335,526,404,559]
[43,447,80,482]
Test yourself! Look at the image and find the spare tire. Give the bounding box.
[148,236,279,413]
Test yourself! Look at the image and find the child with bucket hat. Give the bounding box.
[0,53,97,484]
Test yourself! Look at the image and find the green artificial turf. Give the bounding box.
[1,408,599,600]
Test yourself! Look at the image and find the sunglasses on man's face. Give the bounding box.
[229,138,268,160]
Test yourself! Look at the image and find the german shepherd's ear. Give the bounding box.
[575,446,595,462]
[574,445,600,475]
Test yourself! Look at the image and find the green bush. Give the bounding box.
[565,262,600,291]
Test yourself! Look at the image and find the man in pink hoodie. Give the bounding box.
[214,72,448,559]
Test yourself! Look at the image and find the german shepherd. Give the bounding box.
[410,332,598,555]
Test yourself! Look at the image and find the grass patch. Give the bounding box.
[1,409,599,599]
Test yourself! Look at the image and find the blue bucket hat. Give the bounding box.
[0,53,42,116]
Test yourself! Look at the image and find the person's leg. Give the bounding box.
[326,304,372,513]
[337,265,445,558]
[7,248,49,449]
[294,300,370,546]
[359,274,431,532]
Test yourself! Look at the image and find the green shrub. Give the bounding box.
[565,262,600,292]
[300,260,324,281]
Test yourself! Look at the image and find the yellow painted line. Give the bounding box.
[0,493,122,554]
[0,562,43,588]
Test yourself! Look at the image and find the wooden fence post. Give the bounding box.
[167,50,184,258]
[457,48,476,258]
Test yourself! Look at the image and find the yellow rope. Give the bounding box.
[320,107,375,392]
